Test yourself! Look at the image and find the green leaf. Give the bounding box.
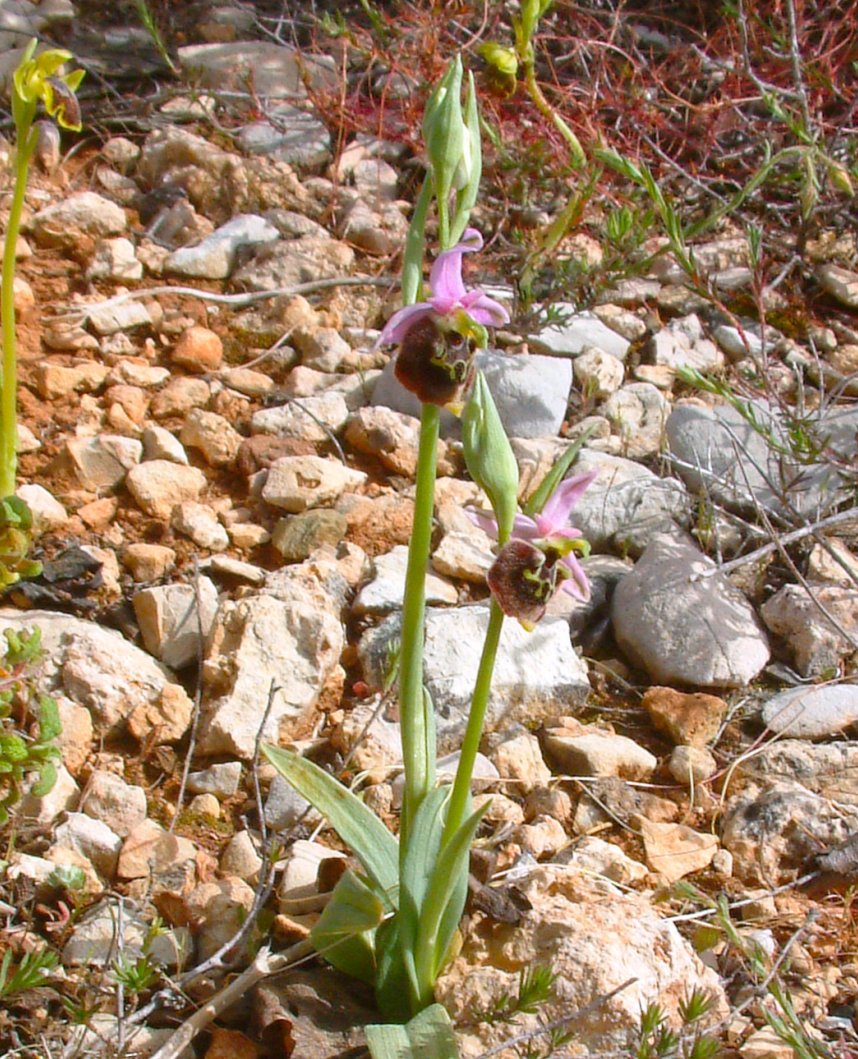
[310,869,385,985]
[522,422,597,517]
[30,760,56,798]
[366,1003,459,1059]
[35,694,61,743]
[263,745,398,910]
[375,912,412,1023]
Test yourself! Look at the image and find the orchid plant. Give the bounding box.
[0,41,83,587]
[264,54,593,1051]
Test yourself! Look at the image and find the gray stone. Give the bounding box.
[569,449,691,552]
[0,609,187,739]
[528,308,630,360]
[87,299,153,336]
[603,382,670,458]
[353,545,458,615]
[165,214,279,280]
[63,899,189,968]
[220,830,263,882]
[30,192,126,245]
[232,236,355,291]
[133,578,219,670]
[141,425,189,465]
[199,583,344,759]
[293,327,352,372]
[666,401,852,519]
[371,349,572,440]
[251,392,350,441]
[817,263,858,309]
[573,347,625,399]
[722,779,858,885]
[187,761,242,799]
[611,535,770,687]
[761,583,858,677]
[178,42,336,99]
[360,604,590,752]
[543,723,657,780]
[86,237,142,282]
[651,313,724,371]
[265,774,321,832]
[180,409,243,467]
[761,683,858,739]
[344,406,454,478]
[237,104,331,168]
[272,509,349,562]
[337,198,409,256]
[735,738,858,806]
[262,455,366,512]
[16,483,68,534]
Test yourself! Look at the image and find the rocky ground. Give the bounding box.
[1,1,858,1057]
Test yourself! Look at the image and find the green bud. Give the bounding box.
[449,70,483,244]
[462,371,519,543]
[423,55,466,208]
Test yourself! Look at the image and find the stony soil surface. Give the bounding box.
[2,2,858,1058]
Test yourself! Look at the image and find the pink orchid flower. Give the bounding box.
[468,468,598,606]
[376,228,509,348]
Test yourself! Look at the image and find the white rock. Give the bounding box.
[31,192,126,243]
[361,605,590,753]
[651,313,723,371]
[490,731,550,794]
[279,839,347,914]
[199,586,344,759]
[19,763,79,826]
[529,308,630,360]
[544,725,657,780]
[251,392,350,441]
[65,435,143,490]
[761,584,858,677]
[180,408,243,467]
[262,455,367,512]
[603,382,671,459]
[133,577,219,669]
[87,299,152,336]
[86,237,143,281]
[761,683,858,739]
[80,770,147,838]
[171,502,230,551]
[54,813,122,879]
[165,214,279,280]
[16,483,68,533]
[141,425,189,465]
[353,545,458,615]
[573,347,625,399]
[126,460,207,519]
[187,761,242,798]
[637,818,719,882]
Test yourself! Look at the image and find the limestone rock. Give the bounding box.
[261,455,367,512]
[80,771,147,839]
[199,585,344,759]
[761,683,858,739]
[31,191,126,246]
[543,720,657,780]
[126,460,207,519]
[360,605,590,752]
[251,392,350,442]
[611,535,770,687]
[171,502,230,552]
[637,818,719,882]
[172,326,224,372]
[353,545,458,615]
[436,866,726,1054]
[760,583,858,677]
[529,308,630,360]
[642,686,727,747]
[133,578,219,670]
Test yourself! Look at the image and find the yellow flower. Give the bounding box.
[13,39,85,131]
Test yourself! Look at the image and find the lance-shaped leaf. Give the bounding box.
[310,868,385,986]
[263,745,398,910]
[366,1003,459,1059]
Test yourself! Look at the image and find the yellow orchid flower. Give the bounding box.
[12,39,84,131]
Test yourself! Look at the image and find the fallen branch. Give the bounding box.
[46,276,393,322]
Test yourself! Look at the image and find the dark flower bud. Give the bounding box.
[486,539,563,630]
[395,316,477,407]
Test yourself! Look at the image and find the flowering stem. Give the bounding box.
[0,123,34,499]
[401,175,432,306]
[398,401,440,847]
[443,597,504,844]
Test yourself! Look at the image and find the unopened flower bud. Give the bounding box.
[423,55,467,208]
[462,372,519,542]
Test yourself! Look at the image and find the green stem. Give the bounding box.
[398,402,440,848]
[443,598,505,844]
[0,127,33,499]
[401,175,433,306]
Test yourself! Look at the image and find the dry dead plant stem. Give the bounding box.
[169,560,206,834]
[48,276,391,322]
[689,508,858,583]
[146,942,313,1059]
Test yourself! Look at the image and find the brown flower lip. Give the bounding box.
[394,316,476,407]
[486,538,562,628]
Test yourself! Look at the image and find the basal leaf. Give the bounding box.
[263,745,398,909]
[310,869,385,985]
[366,1003,459,1059]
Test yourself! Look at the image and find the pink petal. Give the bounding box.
[428,230,483,309]
[510,513,540,540]
[540,469,599,526]
[559,553,590,602]
[465,507,499,538]
[460,291,510,327]
[374,302,434,349]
